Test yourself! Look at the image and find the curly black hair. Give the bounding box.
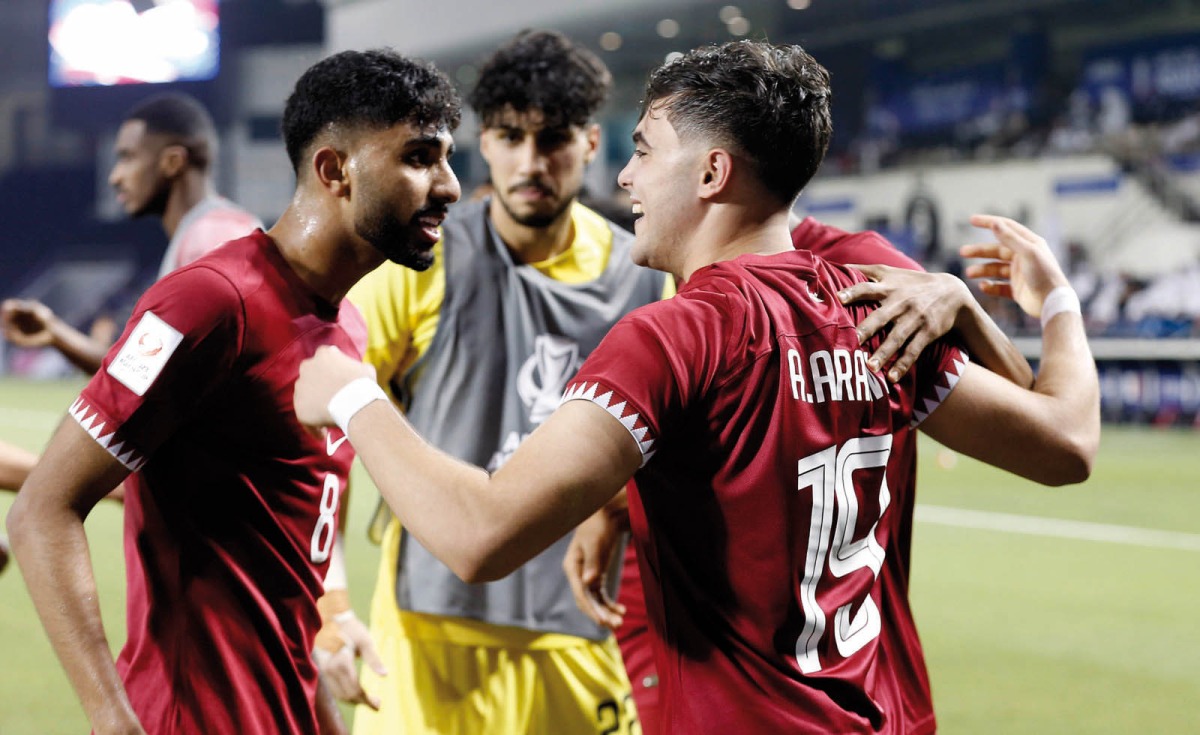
[124,93,217,171]
[643,40,832,205]
[468,29,611,129]
[282,48,461,174]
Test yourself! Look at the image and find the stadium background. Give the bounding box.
[1,0,1198,731]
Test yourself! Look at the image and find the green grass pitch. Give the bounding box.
[1,377,1197,733]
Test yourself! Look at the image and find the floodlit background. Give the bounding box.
[1,1,1198,731]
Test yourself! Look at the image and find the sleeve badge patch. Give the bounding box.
[106,311,184,396]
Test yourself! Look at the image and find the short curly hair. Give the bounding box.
[468,29,611,129]
[282,48,461,174]
[643,40,832,204]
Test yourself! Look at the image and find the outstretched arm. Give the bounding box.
[839,266,1034,387]
[1,299,111,374]
[294,355,642,583]
[5,418,141,735]
[918,215,1099,485]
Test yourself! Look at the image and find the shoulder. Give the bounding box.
[337,299,369,357]
[183,201,263,246]
[155,258,242,302]
[618,277,740,346]
[210,199,263,227]
[795,217,922,271]
[139,262,244,338]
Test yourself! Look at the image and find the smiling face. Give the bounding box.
[480,107,598,230]
[108,119,173,219]
[617,105,703,277]
[347,121,462,271]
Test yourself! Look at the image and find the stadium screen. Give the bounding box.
[49,0,219,88]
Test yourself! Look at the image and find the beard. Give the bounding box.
[130,179,171,219]
[494,179,578,229]
[355,196,441,272]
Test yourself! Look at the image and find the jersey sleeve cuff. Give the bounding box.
[910,352,970,428]
[69,396,147,471]
[561,380,657,467]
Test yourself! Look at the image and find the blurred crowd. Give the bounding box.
[842,81,1200,339]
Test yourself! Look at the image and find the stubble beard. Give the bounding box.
[131,179,171,219]
[494,182,579,229]
[356,205,432,272]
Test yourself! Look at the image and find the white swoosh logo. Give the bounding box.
[326,431,349,456]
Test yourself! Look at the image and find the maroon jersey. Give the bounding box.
[71,231,365,734]
[792,216,924,272]
[799,216,938,733]
[564,250,966,734]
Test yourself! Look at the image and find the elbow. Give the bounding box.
[1037,432,1098,487]
[443,530,525,584]
[446,554,511,583]
[453,559,514,585]
[1038,455,1092,487]
[5,494,32,555]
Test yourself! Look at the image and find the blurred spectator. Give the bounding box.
[1123,259,1200,335]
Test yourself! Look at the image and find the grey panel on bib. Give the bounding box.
[394,199,666,641]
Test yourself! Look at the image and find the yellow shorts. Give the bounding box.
[352,520,640,735]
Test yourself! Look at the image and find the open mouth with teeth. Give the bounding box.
[416,214,445,243]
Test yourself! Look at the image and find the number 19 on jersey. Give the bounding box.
[795,435,892,674]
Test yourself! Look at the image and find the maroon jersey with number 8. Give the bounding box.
[74,231,365,735]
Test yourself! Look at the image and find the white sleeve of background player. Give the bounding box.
[323,535,349,591]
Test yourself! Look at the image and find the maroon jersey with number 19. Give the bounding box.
[71,231,365,735]
[563,249,966,734]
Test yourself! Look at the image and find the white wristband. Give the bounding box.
[1040,285,1081,329]
[327,377,388,435]
[332,609,357,625]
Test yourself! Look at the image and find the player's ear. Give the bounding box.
[698,147,734,200]
[159,144,188,179]
[312,146,350,198]
[583,123,601,165]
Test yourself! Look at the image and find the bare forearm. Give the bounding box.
[344,400,635,583]
[923,214,1099,485]
[924,312,1098,485]
[955,299,1035,388]
[6,504,140,732]
[1026,312,1100,473]
[49,320,108,374]
[0,442,37,491]
[343,402,510,580]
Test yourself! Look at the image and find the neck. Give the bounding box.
[488,197,575,264]
[678,205,794,282]
[266,191,384,305]
[160,171,216,239]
